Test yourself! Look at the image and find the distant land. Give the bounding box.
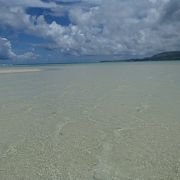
[1,51,180,66]
[100,51,180,63]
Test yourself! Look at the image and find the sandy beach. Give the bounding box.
[0,68,42,74]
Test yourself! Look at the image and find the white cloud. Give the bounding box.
[0,37,37,60]
[31,0,179,56]
[0,37,16,59]
[0,0,180,58]
[16,52,38,61]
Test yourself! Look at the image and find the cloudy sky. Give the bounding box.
[0,0,180,64]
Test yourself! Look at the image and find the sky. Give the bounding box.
[0,0,180,64]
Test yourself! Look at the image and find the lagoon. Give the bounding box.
[0,62,180,179]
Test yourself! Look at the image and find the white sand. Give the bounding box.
[0,68,42,74]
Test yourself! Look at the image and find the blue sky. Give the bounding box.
[0,0,180,64]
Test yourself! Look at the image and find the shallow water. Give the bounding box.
[0,62,180,179]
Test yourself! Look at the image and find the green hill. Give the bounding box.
[100,51,180,63]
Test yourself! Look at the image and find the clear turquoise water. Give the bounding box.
[0,62,180,179]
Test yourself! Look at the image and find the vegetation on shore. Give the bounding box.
[100,51,180,63]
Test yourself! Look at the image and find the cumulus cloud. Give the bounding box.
[0,37,37,60]
[0,0,180,58]
[33,0,180,56]
[0,37,16,59]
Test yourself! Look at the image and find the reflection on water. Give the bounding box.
[0,62,180,179]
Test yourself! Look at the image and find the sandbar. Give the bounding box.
[0,68,42,74]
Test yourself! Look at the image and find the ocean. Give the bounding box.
[0,61,180,179]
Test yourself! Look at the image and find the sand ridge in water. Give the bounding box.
[0,68,42,74]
